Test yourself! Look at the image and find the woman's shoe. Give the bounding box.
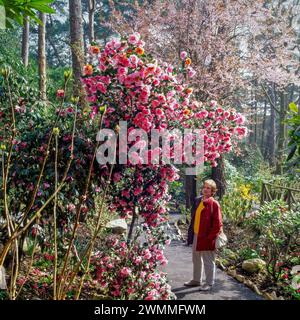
[184,280,201,287]
[199,284,212,291]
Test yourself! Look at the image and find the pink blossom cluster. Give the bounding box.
[82,33,247,225]
[90,230,175,300]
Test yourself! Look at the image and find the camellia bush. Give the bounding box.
[90,223,175,300]
[81,33,248,230]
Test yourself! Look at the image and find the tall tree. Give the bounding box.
[38,12,47,100]
[21,16,29,67]
[211,156,226,199]
[265,85,277,167]
[69,0,85,100]
[88,0,96,44]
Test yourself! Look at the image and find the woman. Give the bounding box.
[184,179,223,291]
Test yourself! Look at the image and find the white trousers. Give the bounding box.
[192,234,216,286]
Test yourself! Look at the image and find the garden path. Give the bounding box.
[162,214,263,300]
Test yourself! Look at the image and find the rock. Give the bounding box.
[263,292,274,300]
[270,291,277,300]
[244,279,253,288]
[105,219,127,234]
[235,274,245,283]
[227,269,237,277]
[252,284,261,296]
[242,258,266,273]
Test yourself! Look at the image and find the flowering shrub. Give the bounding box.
[81,33,248,227]
[221,183,257,224]
[246,200,300,282]
[90,223,176,300]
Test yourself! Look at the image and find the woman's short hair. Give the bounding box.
[204,179,218,196]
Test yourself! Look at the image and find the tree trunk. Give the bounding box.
[185,175,197,210]
[265,84,276,167]
[254,94,258,144]
[69,0,85,103]
[38,12,47,101]
[211,156,226,200]
[88,0,96,44]
[275,92,287,174]
[261,100,267,157]
[47,14,64,67]
[22,16,29,67]
[249,89,255,144]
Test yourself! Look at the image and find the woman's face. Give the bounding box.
[202,183,213,197]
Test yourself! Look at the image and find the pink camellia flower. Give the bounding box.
[235,114,246,125]
[147,185,155,195]
[143,249,152,260]
[56,89,65,98]
[127,287,135,295]
[146,63,157,74]
[121,189,131,198]
[133,187,143,196]
[118,67,128,75]
[119,199,127,206]
[180,51,188,60]
[235,126,248,138]
[129,151,143,164]
[134,256,142,265]
[66,203,76,212]
[145,289,159,300]
[113,172,122,182]
[43,182,50,189]
[120,241,127,249]
[44,253,54,261]
[112,289,121,297]
[120,267,132,277]
[128,32,141,45]
[210,100,217,108]
[111,238,119,247]
[187,67,196,78]
[165,239,171,245]
[211,160,218,167]
[224,111,230,118]
[155,108,164,117]
[129,54,139,66]
[96,82,107,94]
[160,258,168,266]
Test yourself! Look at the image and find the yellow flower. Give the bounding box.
[83,64,93,76]
[186,87,193,95]
[135,47,144,55]
[53,128,60,136]
[90,45,100,55]
[183,109,191,116]
[0,144,6,151]
[185,58,192,66]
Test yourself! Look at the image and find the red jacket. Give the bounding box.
[188,196,223,251]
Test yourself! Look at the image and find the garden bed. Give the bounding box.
[176,217,300,300]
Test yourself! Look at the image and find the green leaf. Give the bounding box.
[289,102,299,113]
[29,3,55,14]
